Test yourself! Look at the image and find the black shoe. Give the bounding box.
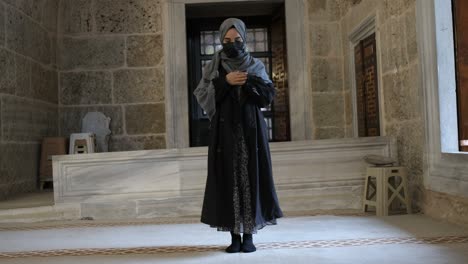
[241,234,256,253]
[225,232,242,253]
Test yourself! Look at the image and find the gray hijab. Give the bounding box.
[193,18,272,121]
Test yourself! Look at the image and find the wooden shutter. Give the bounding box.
[453,0,468,151]
[354,33,380,137]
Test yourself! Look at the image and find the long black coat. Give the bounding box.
[200,66,283,230]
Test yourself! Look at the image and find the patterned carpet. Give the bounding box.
[0,218,200,232]
[1,235,468,258]
[2,214,468,260]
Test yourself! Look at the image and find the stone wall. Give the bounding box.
[57,0,166,151]
[422,190,468,228]
[307,0,424,210]
[341,0,423,211]
[307,0,348,140]
[0,0,59,199]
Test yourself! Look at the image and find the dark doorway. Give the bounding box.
[186,1,290,147]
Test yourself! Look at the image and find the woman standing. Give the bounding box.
[194,18,283,253]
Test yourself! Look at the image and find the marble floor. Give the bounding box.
[0,214,468,263]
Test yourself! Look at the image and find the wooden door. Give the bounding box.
[354,33,380,137]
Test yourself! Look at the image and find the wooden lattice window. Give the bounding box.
[354,33,380,137]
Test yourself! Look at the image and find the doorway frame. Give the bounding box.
[348,15,384,138]
[163,0,311,148]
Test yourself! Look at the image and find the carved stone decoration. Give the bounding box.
[82,112,112,152]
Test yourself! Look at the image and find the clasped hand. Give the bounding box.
[226,71,248,86]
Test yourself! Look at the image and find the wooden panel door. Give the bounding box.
[453,0,468,151]
[354,33,380,137]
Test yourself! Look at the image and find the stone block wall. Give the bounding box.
[0,0,59,199]
[307,0,424,210]
[422,189,468,228]
[307,0,349,140]
[57,0,166,152]
[375,0,421,154]
[341,0,423,211]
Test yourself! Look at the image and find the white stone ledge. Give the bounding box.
[52,137,396,219]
